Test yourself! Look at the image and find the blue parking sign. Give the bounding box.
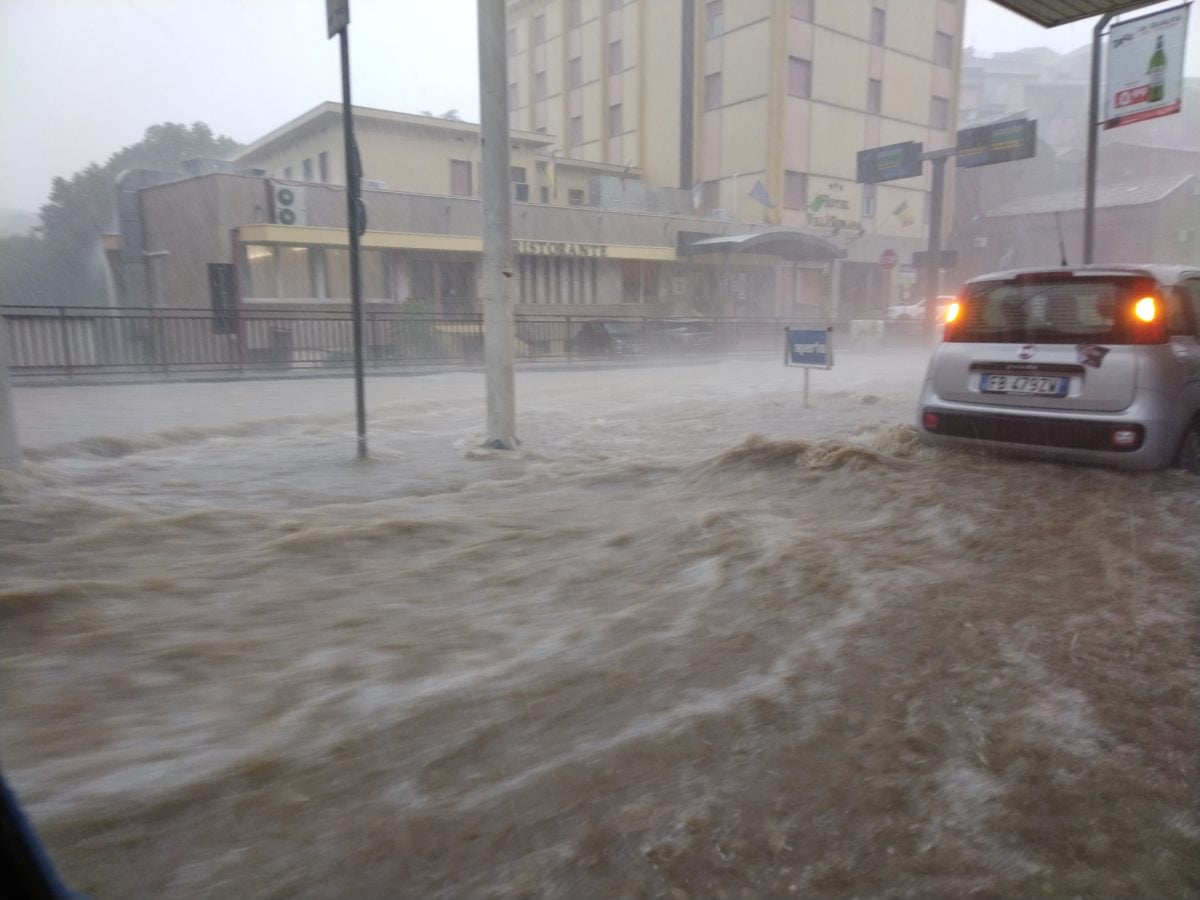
[785,327,833,369]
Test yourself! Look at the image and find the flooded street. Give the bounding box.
[2,352,1198,898]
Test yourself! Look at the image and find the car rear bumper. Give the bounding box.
[916,386,1179,471]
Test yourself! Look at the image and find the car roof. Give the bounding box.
[965,264,1198,286]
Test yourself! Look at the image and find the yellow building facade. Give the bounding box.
[507,0,965,242]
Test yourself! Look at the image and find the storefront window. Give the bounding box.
[325,248,350,299]
[243,244,275,298]
[278,246,310,298]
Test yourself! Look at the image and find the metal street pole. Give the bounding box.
[921,148,954,336]
[330,2,368,459]
[478,0,517,449]
[0,314,19,470]
[1084,12,1116,265]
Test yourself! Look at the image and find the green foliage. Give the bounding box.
[0,122,241,307]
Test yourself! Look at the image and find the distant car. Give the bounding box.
[646,320,715,355]
[568,320,645,357]
[918,265,1200,472]
[887,296,956,322]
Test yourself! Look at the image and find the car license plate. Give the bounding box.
[980,373,1068,397]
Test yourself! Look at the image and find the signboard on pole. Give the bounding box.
[784,327,833,369]
[856,141,923,184]
[326,0,349,38]
[1104,3,1190,129]
[956,118,1037,168]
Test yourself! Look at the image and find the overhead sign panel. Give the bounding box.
[956,118,1037,168]
[1104,3,1190,129]
[856,141,923,184]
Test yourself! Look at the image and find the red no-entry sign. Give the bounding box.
[879,249,898,269]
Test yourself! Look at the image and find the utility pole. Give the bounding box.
[1084,12,1116,264]
[478,0,517,449]
[328,0,368,459]
[0,314,18,470]
[921,147,955,336]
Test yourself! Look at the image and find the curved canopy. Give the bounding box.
[988,0,1162,27]
[679,229,846,262]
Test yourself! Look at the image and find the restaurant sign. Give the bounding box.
[514,240,609,258]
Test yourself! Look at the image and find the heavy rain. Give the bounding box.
[1,1,1198,898]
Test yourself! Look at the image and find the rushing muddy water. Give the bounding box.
[2,353,1198,898]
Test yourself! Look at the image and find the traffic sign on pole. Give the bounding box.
[879,249,898,270]
[856,141,923,184]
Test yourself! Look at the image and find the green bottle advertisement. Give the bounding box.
[1148,35,1166,103]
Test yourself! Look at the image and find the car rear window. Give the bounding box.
[949,275,1158,344]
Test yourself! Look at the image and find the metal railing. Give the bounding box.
[1,305,842,381]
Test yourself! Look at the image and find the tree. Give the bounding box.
[0,122,241,307]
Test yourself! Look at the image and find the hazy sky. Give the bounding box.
[2,0,1197,212]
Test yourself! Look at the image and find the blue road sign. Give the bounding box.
[785,327,833,369]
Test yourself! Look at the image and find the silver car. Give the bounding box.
[918,265,1200,472]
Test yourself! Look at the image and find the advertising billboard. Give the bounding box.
[1104,3,1190,129]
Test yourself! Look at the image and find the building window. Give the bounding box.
[705,72,722,110]
[870,8,886,45]
[569,115,583,148]
[867,78,882,114]
[283,166,293,180]
[565,0,581,29]
[931,95,950,129]
[608,103,623,137]
[302,158,313,181]
[533,71,547,102]
[540,185,550,203]
[608,39,623,73]
[622,261,656,304]
[569,188,585,206]
[450,159,472,196]
[532,14,545,46]
[508,82,518,110]
[568,56,582,89]
[512,165,529,201]
[862,184,876,218]
[701,180,720,212]
[507,27,517,56]
[706,0,724,39]
[511,166,527,184]
[318,151,329,183]
[934,31,954,68]
[791,0,813,21]
[784,171,808,210]
[788,56,812,98]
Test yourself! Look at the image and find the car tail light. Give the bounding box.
[944,301,961,324]
[1130,296,1166,344]
[922,411,939,431]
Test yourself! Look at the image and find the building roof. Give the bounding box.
[985,174,1195,217]
[235,102,554,163]
[988,0,1167,27]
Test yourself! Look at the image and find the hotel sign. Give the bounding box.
[514,239,609,258]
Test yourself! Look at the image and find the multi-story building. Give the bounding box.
[506,0,965,262]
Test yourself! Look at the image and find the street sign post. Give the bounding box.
[956,118,1037,168]
[784,327,834,409]
[856,141,923,184]
[328,0,368,459]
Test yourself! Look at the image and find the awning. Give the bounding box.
[988,0,1163,27]
[678,230,846,262]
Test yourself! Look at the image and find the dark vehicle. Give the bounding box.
[568,320,646,357]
